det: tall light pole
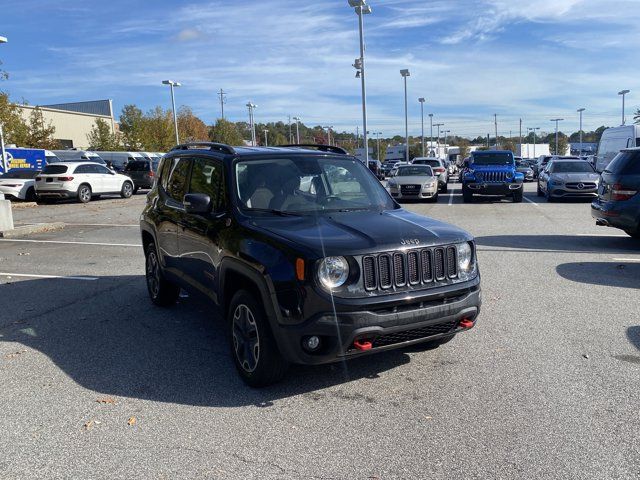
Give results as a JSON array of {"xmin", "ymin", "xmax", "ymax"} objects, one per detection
[
  {"xmin": 349, "ymin": 0, "xmax": 372, "ymax": 164},
  {"xmin": 434, "ymin": 123, "xmax": 444, "ymax": 159},
  {"xmin": 369, "ymin": 131, "xmax": 382, "ymax": 161},
  {"xmin": 162, "ymin": 80, "xmax": 181, "ymax": 145},
  {"xmin": 618, "ymin": 90, "xmax": 630, "ymax": 125},
  {"xmin": 494, "ymin": 113, "xmax": 498, "ymax": 149},
  {"xmin": 550, "ymin": 119, "xmax": 564, "ymax": 155},
  {"xmin": 293, "ymin": 116, "xmax": 301, "ymax": 143},
  {"xmin": 323, "ymin": 126, "xmax": 334, "ymax": 146},
  {"xmin": 400, "ymin": 69, "xmax": 410, "ymax": 163},
  {"xmin": 0, "ymin": 35, "xmax": 8, "ymax": 173},
  {"xmin": 418, "ymin": 98, "xmax": 426, "ymax": 157},
  {"xmin": 577, "ymin": 108, "xmax": 585, "ymax": 156},
  {"xmin": 428, "ymin": 113, "xmax": 434, "ymax": 155},
  {"xmin": 443, "ymin": 130, "xmax": 450, "ymax": 160},
  {"xmin": 246, "ymin": 103, "xmax": 257, "ymax": 146},
  {"xmin": 263, "ymin": 129, "xmax": 269, "ymax": 147},
  {"xmin": 528, "ymin": 127, "xmax": 540, "ymax": 158}
]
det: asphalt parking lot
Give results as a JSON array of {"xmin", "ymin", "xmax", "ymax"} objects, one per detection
[{"xmin": 1, "ymin": 182, "xmax": 639, "ymax": 479}]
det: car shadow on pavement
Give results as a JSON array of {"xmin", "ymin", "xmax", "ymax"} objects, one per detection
[
  {"xmin": 626, "ymin": 327, "xmax": 640, "ymax": 351},
  {"xmin": 0, "ymin": 276, "xmax": 411, "ymax": 407},
  {"xmin": 555, "ymin": 262, "xmax": 640, "ymax": 289},
  {"xmin": 476, "ymin": 234, "xmax": 640, "ymax": 254}
]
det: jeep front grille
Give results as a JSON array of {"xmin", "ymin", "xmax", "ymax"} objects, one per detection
[
  {"xmin": 483, "ymin": 171, "xmax": 507, "ymax": 182},
  {"xmin": 362, "ymin": 246, "xmax": 458, "ymax": 292}
]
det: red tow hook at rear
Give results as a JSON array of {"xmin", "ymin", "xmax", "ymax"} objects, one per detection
[
  {"xmin": 459, "ymin": 318, "xmax": 475, "ymax": 329},
  {"xmin": 353, "ymin": 339, "xmax": 373, "ymax": 351}
]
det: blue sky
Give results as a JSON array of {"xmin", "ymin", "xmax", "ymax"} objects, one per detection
[{"xmin": 1, "ymin": 0, "xmax": 639, "ymax": 138}]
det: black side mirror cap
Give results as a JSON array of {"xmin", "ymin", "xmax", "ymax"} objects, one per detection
[{"xmin": 183, "ymin": 193, "xmax": 212, "ymax": 214}]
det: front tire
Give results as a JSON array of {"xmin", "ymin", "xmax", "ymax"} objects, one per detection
[
  {"xmin": 228, "ymin": 290, "xmax": 288, "ymax": 387},
  {"xmin": 512, "ymin": 188, "xmax": 523, "ymax": 203},
  {"xmin": 429, "ymin": 192, "xmax": 439, "ymax": 203},
  {"xmin": 441, "ymin": 182, "xmax": 448, "ymax": 193},
  {"xmin": 121, "ymin": 181, "xmax": 133, "ymax": 198},
  {"xmin": 77, "ymin": 184, "xmax": 92, "ymax": 203},
  {"xmin": 145, "ymin": 242, "xmax": 180, "ymax": 307},
  {"xmin": 462, "ymin": 185, "xmax": 473, "ymax": 203}
]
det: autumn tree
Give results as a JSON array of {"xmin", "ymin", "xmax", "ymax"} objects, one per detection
[
  {"xmin": 0, "ymin": 92, "xmax": 29, "ymax": 145},
  {"xmin": 119, "ymin": 104, "xmax": 145, "ymax": 150},
  {"xmin": 143, "ymin": 106, "xmax": 174, "ymax": 151},
  {"xmin": 549, "ymin": 133, "xmax": 569, "ymax": 155},
  {"xmin": 177, "ymin": 106, "xmax": 208, "ymax": 142},
  {"xmin": 87, "ymin": 118, "xmax": 120, "ymax": 150},
  {"xmin": 209, "ymin": 118, "xmax": 245, "ymax": 146}
]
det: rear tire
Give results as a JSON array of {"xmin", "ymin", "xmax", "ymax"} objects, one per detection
[
  {"xmin": 77, "ymin": 184, "xmax": 92, "ymax": 203},
  {"xmin": 512, "ymin": 188, "xmax": 523, "ymax": 203},
  {"xmin": 145, "ymin": 242, "xmax": 180, "ymax": 307},
  {"xmin": 228, "ymin": 290, "xmax": 288, "ymax": 387},
  {"xmin": 25, "ymin": 187, "xmax": 36, "ymax": 202},
  {"xmin": 121, "ymin": 181, "xmax": 133, "ymax": 199},
  {"xmin": 537, "ymin": 183, "xmax": 543, "ymax": 197}
]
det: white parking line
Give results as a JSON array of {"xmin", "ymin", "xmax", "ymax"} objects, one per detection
[
  {"xmin": 576, "ymin": 233, "xmax": 628, "ymax": 237},
  {"xmin": 448, "ymin": 188, "xmax": 454, "ymax": 206},
  {"xmin": 0, "ymin": 272, "xmax": 98, "ymax": 281},
  {"xmin": 64, "ymin": 223, "xmax": 139, "ymax": 227},
  {"xmin": 0, "ymin": 239, "xmax": 141, "ymax": 247},
  {"xmin": 612, "ymin": 258, "xmax": 640, "ymax": 262},
  {"xmin": 523, "ymin": 197, "xmax": 540, "ymax": 207}
]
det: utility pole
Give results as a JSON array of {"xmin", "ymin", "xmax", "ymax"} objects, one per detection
[
  {"xmin": 288, "ymin": 115, "xmax": 292, "ymax": 143},
  {"xmin": 293, "ymin": 116, "xmax": 301, "ymax": 143},
  {"xmin": 486, "ymin": 134, "xmax": 490, "ymax": 148},
  {"xmin": 349, "ymin": 0, "xmax": 372, "ymax": 164},
  {"xmin": 356, "ymin": 126, "xmax": 360, "ymax": 148},
  {"xmin": 577, "ymin": 108, "xmax": 585, "ymax": 156},
  {"xmin": 618, "ymin": 90, "xmax": 630, "ymax": 125},
  {"xmin": 550, "ymin": 118, "xmax": 564, "ymax": 155},
  {"xmin": 400, "ymin": 69, "xmax": 410, "ymax": 163},
  {"xmin": 494, "ymin": 113, "xmax": 498, "ymax": 149},
  {"xmin": 418, "ymin": 98, "xmax": 426, "ymax": 157},
  {"xmin": 519, "ymin": 118, "xmax": 522, "ymax": 157},
  {"xmin": 264, "ymin": 129, "xmax": 269, "ymax": 147},
  {"xmin": 428, "ymin": 114, "xmax": 434, "ymax": 156},
  {"xmin": 217, "ymin": 89, "xmax": 226, "ymax": 119}
]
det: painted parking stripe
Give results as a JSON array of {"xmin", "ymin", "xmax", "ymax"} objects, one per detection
[
  {"xmin": 64, "ymin": 223, "xmax": 139, "ymax": 227},
  {"xmin": 576, "ymin": 233, "xmax": 628, "ymax": 237},
  {"xmin": 0, "ymin": 272, "xmax": 99, "ymax": 281},
  {"xmin": 612, "ymin": 258, "xmax": 640, "ymax": 262},
  {"xmin": 523, "ymin": 197, "xmax": 540, "ymax": 207},
  {"xmin": 0, "ymin": 239, "xmax": 141, "ymax": 247},
  {"xmin": 448, "ymin": 187, "xmax": 455, "ymax": 206}
]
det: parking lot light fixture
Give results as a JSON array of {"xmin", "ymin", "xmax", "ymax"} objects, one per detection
[
  {"xmin": 618, "ymin": 90, "xmax": 630, "ymax": 125},
  {"xmin": 0, "ymin": 36, "xmax": 7, "ymax": 172},
  {"xmin": 400, "ymin": 69, "xmax": 410, "ymax": 162},
  {"xmin": 162, "ymin": 80, "xmax": 181, "ymax": 145},
  {"xmin": 246, "ymin": 103, "xmax": 257, "ymax": 146},
  {"xmin": 348, "ymin": 0, "xmax": 372, "ymax": 164},
  {"xmin": 263, "ymin": 129, "xmax": 269, "ymax": 147},
  {"xmin": 428, "ymin": 114, "xmax": 434, "ymax": 155},
  {"xmin": 550, "ymin": 119, "xmax": 564, "ymax": 155},
  {"xmin": 418, "ymin": 98, "xmax": 426, "ymax": 157},
  {"xmin": 528, "ymin": 127, "xmax": 540, "ymax": 158},
  {"xmin": 577, "ymin": 108, "xmax": 585, "ymax": 156},
  {"xmin": 323, "ymin": 126, "xmax": 334, "ymax": 146}
]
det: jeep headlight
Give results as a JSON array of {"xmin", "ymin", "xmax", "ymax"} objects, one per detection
[
  {"xmin": 317, "ymin": 256, "xmax": 349, "ymax": 290},
  {"xmin": 455, "ymin": 242, "xmax": 477, "ymax": 281},
  {"xmin": 506, "ymin": 171, "xmax": 514, "ymax": 179}
]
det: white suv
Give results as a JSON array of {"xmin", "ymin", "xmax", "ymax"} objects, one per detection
[{"xmin": 35, "ymin": 162, "xmax": 134, "ymax": 203}]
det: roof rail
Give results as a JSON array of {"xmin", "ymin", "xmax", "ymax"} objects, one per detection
[
  {"xmin": 171, "ymin": 142, "xmax": 236, "ymax": 155},
  {"xmin": 278, "ymin": 144, "xmax": 349, "ymax": 155}
]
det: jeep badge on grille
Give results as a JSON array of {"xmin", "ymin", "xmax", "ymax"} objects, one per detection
[{"xmin": 400, "ymin": 239, "xmax": 420, "ymax": 246}]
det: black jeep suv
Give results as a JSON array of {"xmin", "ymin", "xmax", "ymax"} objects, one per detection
[{"xmin": 140, "ymin": 143, "xmax": 481, "ymax": 386}]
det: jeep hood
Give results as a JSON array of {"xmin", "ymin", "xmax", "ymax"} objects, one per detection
[{"xmin": 250, "ymin": 209, "xmax": 471, "ymax": 256}]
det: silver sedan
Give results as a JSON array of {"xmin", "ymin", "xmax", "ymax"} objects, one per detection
[
  {"xmin": 537, "ymin": 160, "xmax": 600, "ymax": 201},
  {"xmin": 387, "ymin": 165, "xmax": 439, "ymax": 202}
]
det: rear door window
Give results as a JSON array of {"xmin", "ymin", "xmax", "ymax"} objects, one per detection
[{"xmin": 166, "ymin": 157, "xmax": 191, "ymax": 202}]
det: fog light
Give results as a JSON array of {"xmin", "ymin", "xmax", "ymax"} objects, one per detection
[{"xmin": 303, "ymin": 336, "xmax": 321, "ymax": 351}]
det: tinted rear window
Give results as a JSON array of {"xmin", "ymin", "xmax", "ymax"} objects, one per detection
[
  {"xmin": 125, "ymin": 161, "xmax": 151, "ymax": 172},
  {"xmin": 606, "ymin": 151, "xmax": 640, "ymax": 175},
  {"xmin": 414, "ymin": 160, "xmax": 440, "ymax": 167},
  {"xmin": 42, "ymin": 165, "xmax": 69, "ymax": 174}
]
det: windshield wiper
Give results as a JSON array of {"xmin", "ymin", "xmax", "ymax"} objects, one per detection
[{"xmin": 248, "ymin": 208, "xmax": 302, "ymax": 217}]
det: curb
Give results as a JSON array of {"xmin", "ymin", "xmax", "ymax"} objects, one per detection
[{"xmin": 0, "ymin": 222, "xmax": 65, "ymax": 238}]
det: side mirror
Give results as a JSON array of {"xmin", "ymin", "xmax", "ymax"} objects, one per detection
[{"xmin": 183, "ymin": 193, "xmax": 212, "ymax": 214}]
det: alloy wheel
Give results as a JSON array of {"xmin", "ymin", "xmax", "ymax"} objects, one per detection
[
  {"xmin": 232, "ymin": 304, "xmax": 260, "ymax": 373},
  {"xmin": 146, "ymin": 250, "xmax": 160, "ymax": 298},
  {"xmin": 80, "ymin": 186, "xmax": 91, "ymax": 202}
]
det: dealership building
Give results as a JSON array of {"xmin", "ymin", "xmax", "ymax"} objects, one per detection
[{"xmin": 15, "ymin": 99, "xmax": 116, "ymax": 149}]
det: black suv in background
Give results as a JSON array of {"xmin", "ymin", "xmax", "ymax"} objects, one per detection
[
  {"xmin": 140, "ymin": 143, "xmax": 481, "ymax": 386},
  {"xmin": 592, "ymin": 148, "xmax": 640, "ymax": 238},
  {"xmin": 124, "ymin": 159, "xmax": 159, "ymax": 193}
]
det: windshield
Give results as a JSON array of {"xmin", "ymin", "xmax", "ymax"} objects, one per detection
[
  {"xmin": 516, "ymin": 161, "xmax": 529, "ymax": 168},
  {"xmin": 472, "ymin": 153, "xmax": 514, "ymax": 165},
  {"xmin": 550, "ymin": 161, "xmax": 595, "ymax": 173},
  {"xmin": 235, "ymin": 156, "xmax": 395, "ymax": 213},
  {"xmin": 413, "ymin": 159, "xmax": 440, "ymax": 167},
  {"xmin": 1, "ymin": 169, "xmax": 41, "ymax": 179},
  {"xmin": 396, "ymin": 166, "xmax": 433, "ymax": 177}
]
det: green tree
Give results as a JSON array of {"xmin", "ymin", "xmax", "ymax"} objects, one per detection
[
  {"xmin": 24, "ymin": 106, "xmax": 58, "ymax": 149},
  {"xmin": 549, "ymin": 133, "xmax": 569, "ymax": 155},
  {"xmin": 119, "ymin": 104, "xmax": 145, "ymax": 150},
  {"xmin": 143, "ymin": 106, "xmax": 174, "ymax": 151},
  {"xmin": 502, "ymin": 139, "xmax": 517, "ymax": 153},
  {"xmin": 209, "ymin": 118, "xmax": 245, "ymax": 146},
  {"xmin": 0, "ymin": 92, "xmax": 29, "ymax": 145},
  {"xmin": 87, "ymin": 118, "xmax": 120, "ymax": 150}
]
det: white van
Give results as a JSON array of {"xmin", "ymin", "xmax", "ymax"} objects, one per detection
[
  {"xmin": 595, "ymin": 125, "xmax": 640, "ymax": 172},
  {"xmin": 92, "ymin": 151, "xmax": 146, "ymax": 171},
  {"xmin": 52, "ymin": 149, "xmax": 107, "ymax": 165}
]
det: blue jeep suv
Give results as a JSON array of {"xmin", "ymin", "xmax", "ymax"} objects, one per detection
[{"xmin": 462, "ymin": 150, "xmax": 524, "ymax": 203}]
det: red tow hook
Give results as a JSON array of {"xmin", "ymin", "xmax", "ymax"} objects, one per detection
[
  {"xmin": 459, "ymin": 318, "xmax": 475, "ymax": 329},
  {"xmin": 353, "ymin": 339, "xmax": 373, "ymax": 351}
]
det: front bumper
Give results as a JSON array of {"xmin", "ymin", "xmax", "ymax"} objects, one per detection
[
  {"xmin": 549, "ymin": 186, "xmax": 598, "ymax": 199},
  {"xmin": 389, "ymin": 186, "xmax": 438, "ymax": 199},
  {"xmin": 272, "ymin": 280, "xmax": 481, "ymax": 365},
  {"xmin": 465, "ymin": 182, "xmax": 521, "ymax": 196}
]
